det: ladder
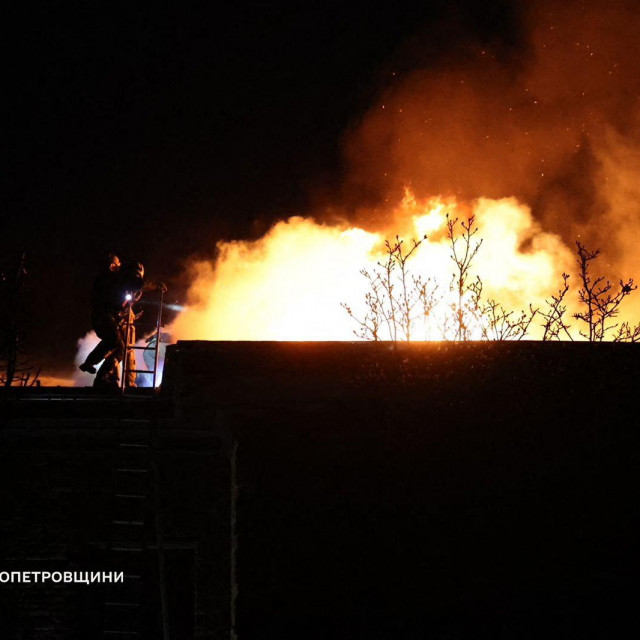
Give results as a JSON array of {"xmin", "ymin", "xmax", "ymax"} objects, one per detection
[
  {"xmin": 102, "ymin": 415, "xmax": 170, "ymax": 639},
  {"xmin": 120, "ymin": 289, "xmax": 165, "ymax": 393}
]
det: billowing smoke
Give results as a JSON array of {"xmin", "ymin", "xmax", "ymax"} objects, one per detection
[
  {"xmin": 168, "ymin": 1, "xmax": 640, "ymax": 342},
  {"xmin": 76, "ymin": 2, "xmax": 640, "ymax": 379},
  {"xmin": 342, "ymin": 0, "xmax": 640, "ymax": 280},
  {"xmin": 73, "ymin": 330, "xmax": 165, "ymax": 387},
  {"xmin": 74, "ymin": 331, "xmax": 100, "ymax": 386}
]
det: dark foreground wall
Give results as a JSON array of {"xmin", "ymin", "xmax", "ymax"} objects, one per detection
[
  {"xmin": 164, "ymin": 341, "xmax": 640, "ymax": 640},
  {"xmin": 0, "ymin": 392, "xmax": 230, "ymax": 639},
  {"xmin": 1, "ymin": 342, "xmax": 639, "ymax": 639}
]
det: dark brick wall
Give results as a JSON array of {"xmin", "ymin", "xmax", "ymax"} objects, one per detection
[{"xmin": 0, "ymin": 393, "xmax": 230, "ymax": 639}]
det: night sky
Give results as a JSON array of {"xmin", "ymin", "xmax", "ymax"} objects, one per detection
[{"xmin": 3, "ymin": 1, "xmax": 520, "ymax": 375}]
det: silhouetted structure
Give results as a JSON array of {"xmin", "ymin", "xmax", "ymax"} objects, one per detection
[
  {"xmin": 1, "ymin": 341, "xmax": 640, "ymax": 638},
  {"xmin": 0, "ymin": 254, "xmax": 39, "ymax": 387}
]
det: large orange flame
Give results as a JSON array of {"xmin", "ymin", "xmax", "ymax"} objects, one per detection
[{"xmin": 170, "ymin": 193, "xmax": 581, "ymax": 341}]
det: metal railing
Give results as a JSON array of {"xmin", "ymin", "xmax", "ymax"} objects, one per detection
[{"xmin": 120, "ymin": 289, "xmax": 165, "ymax": 393}]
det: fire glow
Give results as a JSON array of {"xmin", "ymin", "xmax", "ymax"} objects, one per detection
[
  {"xmin": 67, "ymin": 0, "xmax": 640, "ymax": 377},
  {"xmin": 170, "ymin": 193, "xmax": 577, "ymax": 342},
  {"xmin": 170, "ymin": 1, "xmax": 640, "ymax": 343}
]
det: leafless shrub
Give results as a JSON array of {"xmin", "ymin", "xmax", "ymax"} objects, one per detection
[
  {"xmin": 540, "ymin": 273, "xmax": 573, "ymax": 341},
  {"xmin": 414, "ymin": 274, "xmax": 440, "ymax": 340},
  {"xmin": 445, "ymin": 216, "xmax": 537, "ymax": 341},
  {"xmin": 613, "ymin": 322, "xmax": 640, "ymax": 343},
  {"xmin": 573, "ymin": 242, "xmax": 636, "ymax": 341},
  {"xmin": 341, "ymin": 270, "xmax": 386, "ymax": 341},
  {"xmin": 446, "ymin": 214, "xmax": 483, "ymax": 341},
  {"xmin": 343, "ymin": 221, "xmax": 638, "ymax": 344},
  {"xmin": 480, "ymin": 300, "xmax": 539, "ymax": 341},
  {"xmin": 341, "ymin": 235, "xmax": 427, "ymax": 342}
]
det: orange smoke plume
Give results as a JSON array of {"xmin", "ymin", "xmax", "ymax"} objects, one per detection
[{"xmin": 171, "ymin": 0, "xmax": 640, "ymax": 341}]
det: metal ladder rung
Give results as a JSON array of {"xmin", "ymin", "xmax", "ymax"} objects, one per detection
[
  {"xmin": 125, "ymin": 369, "xmax": 156, "ymax": 374},
  {"xmin": 112, "ymin": 520, "xmax": 144, "ymax": 526},
  {"xmin": 119, "ymin": 443, "xmax": 149, "ymax": 449},
  {"xmin": 117, "ymin": 469, "xmax": 148, "ymax": 474}
]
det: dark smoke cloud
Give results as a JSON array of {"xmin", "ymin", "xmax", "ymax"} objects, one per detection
[{"xmin": 340, "ymin": 0, "xmax": 640, "ymax": 266}]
